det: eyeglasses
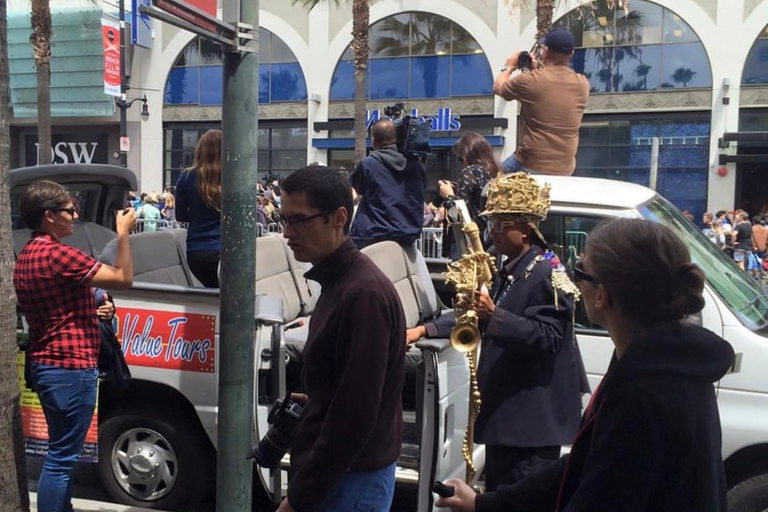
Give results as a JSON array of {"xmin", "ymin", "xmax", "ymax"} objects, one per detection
[
  {"xmin": 573, "ymin": 260, "xmax": 600, "ymax": 285},
  {"xmin": 54, "ymin": 206, "xmax": 77, "ymax": 216},
  {"xmin": 487, "ymin": 218, "xmax": 523, "ymax": 233},
  {"xmin": 282, "ymin": 211, "xmax": 331, "ymax": 228}
]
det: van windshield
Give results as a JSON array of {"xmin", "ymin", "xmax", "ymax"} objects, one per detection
[{"xmin": 639, "ymin": 196, "xmax": 768, "ymax": 331}]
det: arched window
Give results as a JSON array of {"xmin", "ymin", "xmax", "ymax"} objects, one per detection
[
  {"xmin": 743, "ymin": 25, "xmax": 768, "ymax": 85},
  {"xmin": 165, "ymin": 29, "xmax": 307, "ymax": 105},
  {"xmin": 330, "ymin": 12, "xmax": 492, "ymax": 100},
  {"xmin": 554, "ymin": 0, "xmax": 712, "ymax": 93}
]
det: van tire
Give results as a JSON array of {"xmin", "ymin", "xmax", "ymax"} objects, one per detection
[
  {"xmin": 728, "ymin": 473, "xmax": 768, "ymax": 512},
  {"xmin": 96, "ymin": 404, "xmax": 213, "ymax": 511}
]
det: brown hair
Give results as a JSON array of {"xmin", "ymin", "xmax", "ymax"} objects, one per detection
[
  {"xmin": 187, "ymin": 129, "xmax": 222, "ymax": 211},
  {"xmin": 586, "ymin": 218, "xmax": 705, "ymax": 324},
  {"xmin": 20, "ymin": 180, "xmax": 71, "ymax": 229},
  {"xmin": 452, "ymin": 133, "xmax": 502, "ymax": 178},
  {"xmin": 164, "ymin": 193, "xmax": 175, "ymax": 209}
]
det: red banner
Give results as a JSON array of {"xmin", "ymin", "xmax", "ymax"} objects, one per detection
[
  {"xmin": 116, "ymin": 309, "xmax": 216, "ymax": 373},
  {"xmin": 102, "ymin": 18, "xmax": 121, "ymax": 97},
  {"xmin": 156, "ymin": 0, "xmax": 217, "ymax": 33}
]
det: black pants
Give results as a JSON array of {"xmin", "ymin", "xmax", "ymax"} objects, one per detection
[
  {"xmin": 484, "ymin": 445, "xmax": 561, "ymax": 491},
  {"xmin": 187, "ymin": 250, "xmax": 220, "ymax": 288}
]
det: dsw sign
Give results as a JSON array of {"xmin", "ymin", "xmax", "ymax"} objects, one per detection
[{"xmin": 25, "ymin": 134, "xmax": 109, "ymax": 166}]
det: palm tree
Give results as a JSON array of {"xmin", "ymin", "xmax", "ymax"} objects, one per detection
[
  {"xmin": 0, "ymin": 1, "xmax": 32, "ymax": 510},
  {"xmin": 672, "ymin": 67, "xmax": 696, "ymax": 87},
  {"xmin": 30, "ymin": 0, "xmax": 52, "ymax": 165},
  {"xmin": 296, "ymin": 0, "xmax": 369, "ymax": 164}
]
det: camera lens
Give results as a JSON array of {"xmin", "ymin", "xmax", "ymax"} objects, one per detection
[{"xmin": 251, "ymin": 427, "xmax": 292, "ymax": 469}]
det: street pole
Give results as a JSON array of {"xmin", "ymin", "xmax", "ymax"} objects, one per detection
[
  {"xmin": 650, "ymin": 137, "xmax": 660, "ymax": 191},
  {"xmin": 217, "ymin": 0, "xmax": 259, "ymax": 509},
  {"xmin": 118, "ymin": 0, "xmax": 127, "ymax": 167}
]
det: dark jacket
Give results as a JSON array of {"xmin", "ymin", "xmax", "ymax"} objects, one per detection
[
  {"xmin": 175, "ymin": 170, "xmax": 221, "ymax": 253},
  {"xmin": 476, "ymin": 322, "xmax": 735, "ymax": 512},
  {"xmin": 287, "ymin": 239, "xmax": 406, "ymax": 512},
  {"xmin": 350, "ymin": 145, "xmax": 426, "ymax": 248},
  {"xmin": 428, "ymin": 246, "xmax": 587, "ymax": 447}
]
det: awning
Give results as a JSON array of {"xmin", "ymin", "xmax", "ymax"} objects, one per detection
[
  {"xmin": 8, "ymin": 7, "xmax": 116, "ymax": 118},
  {"xmin": 312, "ymin": 135, "xmax": 505, "ymax": 150}
]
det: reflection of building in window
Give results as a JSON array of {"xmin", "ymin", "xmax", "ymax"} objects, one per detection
[
  {"xmin": 743, "ymin": 25, "xmax": 768, "ymax": 85},
  {"xmin": 165, "ymin": 29, "xmax": 308, "ymax": 105},
  {"xmin": 554, "ymin": 0, "xmax": 712, "ymax": 93},
  {"xmin": 330, "ymin": 12, "xmax": 492, "ymax": 100}
]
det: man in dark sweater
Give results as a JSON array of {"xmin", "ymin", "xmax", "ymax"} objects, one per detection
[
  {"xmin": 277, "ymin": 165, "xmax": 406, "ymax": 512},
  {"xmin": 349, "ymin": 119, "xmax": 426, "ymax": 249}
]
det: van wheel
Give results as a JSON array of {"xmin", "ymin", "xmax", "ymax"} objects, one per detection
[
  {"xmin": 96, "ymin": 405, "xmax": 214, "ymax": 511},
  {"xmin": 729, "ymin": 473, "xmax": 768, "ymax": 512}
]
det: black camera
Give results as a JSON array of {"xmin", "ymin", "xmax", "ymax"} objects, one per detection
[
  {"xmin": 249, "ymin": 395, "xmax": 304, "ymax": 468},
  {"xmin": 382, "ymin": 102, "xmax": 430, "ymax": 158},
  {"xmin": 384, "ymin": 102, "xmax": 405, "ymax": 117},
  {"xmin": 518, "ymin": 51, "xmax": 532, "ymax": 72}
]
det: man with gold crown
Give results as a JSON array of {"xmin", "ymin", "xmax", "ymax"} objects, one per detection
[{"xmin": 408, "ymin": 172, "xmax": 588, "ymax": 491}]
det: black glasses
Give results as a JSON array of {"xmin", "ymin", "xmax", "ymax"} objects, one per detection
[
  {"xmin": 54, "ymin": 206, "xmax": 77, "ymax": 216},
  {"xmin": 574, "ymin": 261, "xmax": 600, "ymax": 285},
  {"xmin": 282, "ymin": 211, "xmax": 331, "ymax": 228}
]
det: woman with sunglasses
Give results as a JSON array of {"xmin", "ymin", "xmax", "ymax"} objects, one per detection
[{"xmin": 437, "ymin": 218, "xmax": 734, "ymax": 512}]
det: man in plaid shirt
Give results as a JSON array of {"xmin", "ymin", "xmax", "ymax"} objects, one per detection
[{"xmin": 14, "ymin": 180, "xmax": 136, "ymax": 512}]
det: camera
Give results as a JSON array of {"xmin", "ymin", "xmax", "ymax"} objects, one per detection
[
  {"xmin": 518, "ymin": 51, "xmax": 532, "ymax": 72},
  {"xmin": 249, "ymin": 395, "xmax": 304, "ymax": 468},
  {"xmin": 382, "ymin": 102, "xmax": 430, "ymax": 158}
]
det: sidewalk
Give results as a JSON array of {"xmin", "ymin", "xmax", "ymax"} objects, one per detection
[{"xmin": 30, "ymin": 493, "xmax": 169, "ymax": 512}]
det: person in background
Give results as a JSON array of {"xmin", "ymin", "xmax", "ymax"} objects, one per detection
[
  {"xmin": 436, "ymin": 219, "xmax": 734, "ymax": 512},
  {"xmin": 716, "ymin": 210, "xmax": 734, "ymax": 258},
  {"xmin": 732, "ymin": 211, "xmax": 753, "ymax": 271},
  {"xmin": 176, "ymin": 129, "xmax": 222, "ymax": 288},
  {"xmin": 752, "ymin": 215, "xmax": 767, "ymax": 261},
  {"xmin": 14, "ymin": 180, "xmax": 136, "ymax": 512},
  {"xmin": 702, "ymin": 212, "xmax": 725, "ymax": 250},
  {"xmin": 138, "ymin": 193, "xmax": 162, "ymax": 232},
  {"xmin": 161, "ymin": 192, "xmax": 176, "ymax": 225}
]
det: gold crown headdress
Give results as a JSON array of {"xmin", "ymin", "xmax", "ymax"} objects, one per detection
[{"xmin": 480, "ymin": 172, "xmax": 551, "ymax": 220}]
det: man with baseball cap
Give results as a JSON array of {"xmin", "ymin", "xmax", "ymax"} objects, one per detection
[{"xmin": 493, "ymin": 28, "xmax": 590, "ymax": 176}]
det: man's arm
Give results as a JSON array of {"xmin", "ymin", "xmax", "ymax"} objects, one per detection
[{"xmin": 287, "ymin": 289, "xmax": 399, "ymax": 512}]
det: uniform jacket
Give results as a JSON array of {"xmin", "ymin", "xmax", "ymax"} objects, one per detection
[
  {"xmin": 428, "ymin": 245, "xmax": 587, "ymax": 447},
  {"xmin": 476, "ymin": 322, "xmax": 734, "ymax": 512}
]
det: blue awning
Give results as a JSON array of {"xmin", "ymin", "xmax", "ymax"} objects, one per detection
[
  {"xmin": 8, "ymin": 7, "xmax": 115, "ymax": 118},
  {"xmin": 312, "ymin": 135, "xmax": 505, "ymax": 149}
]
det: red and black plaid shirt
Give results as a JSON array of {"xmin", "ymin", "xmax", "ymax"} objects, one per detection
[{"xmin": 14, "ymin": 232, "xmax": 103, "ymax": 369}]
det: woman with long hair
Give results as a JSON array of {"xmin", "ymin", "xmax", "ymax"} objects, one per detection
[
  {"xmin": 437, "ymin": 218, "xmax": 734, "ymax": 512},
  {"xmin": 176, "ymin": 129, "xmax": 222, "ymax": 287}
]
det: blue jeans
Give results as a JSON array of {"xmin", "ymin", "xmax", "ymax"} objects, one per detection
[
  {"xmin": 312, "ymin": 462, "xmax": 396, "ymax": 512},
  {"xmin": 501, "ymin": 153, "xmax": 537, "ymax": 174},
  {"xmin": 30, "ymin": 364, "xmax": 98, "ymax": 512}
]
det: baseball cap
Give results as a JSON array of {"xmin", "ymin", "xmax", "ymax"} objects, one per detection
[{"xmin": 538, "ymin": 28, "xmax": 576, "ymax": 54}]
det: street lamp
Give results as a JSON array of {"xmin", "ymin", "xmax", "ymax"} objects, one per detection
[{"xmin": 116, "ymin": 94, "xmax": 149, "ymax": 166}]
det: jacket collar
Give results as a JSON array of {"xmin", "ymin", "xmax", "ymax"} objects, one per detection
[
  {"xmin": 501, "ymin": 245, "xmax": 543, "ymax": 281},
  {"xmin": 304, "ymin": 238, "xmax": 359, "ymax": 288}
]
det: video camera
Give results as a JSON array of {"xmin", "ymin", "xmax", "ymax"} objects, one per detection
[
  {"xmin": 383, "ymin": 102, "xmax": 431, "ymax": 159},
  {"xmin": 517, "ymin": 51, "xmax": 533, "ymax": 72}
]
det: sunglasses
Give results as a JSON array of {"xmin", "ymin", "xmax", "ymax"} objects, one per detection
[
  {"xmin": 574, "ymin": 260, "xmax": 600, "ymax": 285},
  {"xmin": 54, "ymin": 206, "xmax": 77, "ymax": 216}
]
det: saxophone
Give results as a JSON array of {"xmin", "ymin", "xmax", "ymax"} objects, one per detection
[{"xmin": 443, "ymin": 199, "xmax": 496, "ymax": 484}]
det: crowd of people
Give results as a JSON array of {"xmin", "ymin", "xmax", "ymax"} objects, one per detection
[
  {"xmin": 13, "ymin": 26, "xmax": 740, "ymax": 512},
  {"xmin": 700, "ymin": 209, "xmax": 768, "ymax": 280}
]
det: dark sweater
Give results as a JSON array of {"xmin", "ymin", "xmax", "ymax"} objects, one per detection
[
  {"xmin": 175, "ymin": 170, "xmax": 221, "ymax": 253},
  {"xmin": 287, "ymin": 239, "xmax": 406, "ymax": 512},
  {"xmin": 476, "ymin": 322, "xmax": 735, "ymax": 512}
]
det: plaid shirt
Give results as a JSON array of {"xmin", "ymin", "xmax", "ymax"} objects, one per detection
[{"xmin": 14, "ymin": 232, "xmax": 103, "ymax": 369}]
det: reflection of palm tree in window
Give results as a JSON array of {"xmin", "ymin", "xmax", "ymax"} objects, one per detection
[
  {"xmin": 635, "ymin": 62, "xmax": 652, "ymax": 90},
  {"xmin": 271, "ymin": 69, "xmax": 299, "ymax": 101},
  {"xmin": 672, "ymin": 67, "xmax": 696, "ymax": 87}
]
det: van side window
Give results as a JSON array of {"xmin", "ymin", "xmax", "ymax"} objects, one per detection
[{"xmin": 539, "ymin": 213, "xmax": 609, "ymax": 332}]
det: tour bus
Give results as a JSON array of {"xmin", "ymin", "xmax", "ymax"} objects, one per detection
[{"xmin": 10, "ymin": 164, "xmax": 768, "ymax": 512}]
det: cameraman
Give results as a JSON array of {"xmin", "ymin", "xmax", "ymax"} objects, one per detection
[
  {"xmin": 349, "ymin": 119, "xmax": 426, "ymax": 249},
  {"xmin": 493, "ymin": 28, "xmax": 589, "ymax": 176}
]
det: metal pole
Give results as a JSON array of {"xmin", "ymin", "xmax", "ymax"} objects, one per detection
[
  {"xmin": 118, "ymin": 0, "xmax": 127, "ymax": 167},
  {"xmin": 649, "ymin": 137, "xmax": 660, "ymax": 191},
  {"xmin": 217, "ymin": 0, "xmax": 258, "ymax": 509}
]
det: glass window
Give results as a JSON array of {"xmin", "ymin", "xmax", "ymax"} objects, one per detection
[
  {"xmin": 451, "ymin": 24, "xmax": 481, "ymax": 54},
  {"xmin": 259, "ymin": 28, "xmax": 272, "ymax": 64},
  {"xmin": 165, "ymin": 68, "xmax": 199, "ymax": 104},
  {"xmin": 369, "ymin": 58, "xmax": 410, "ymax": 99},
  {"xmin": 662, "ymin": 9, "xmax": 698, "ymax": 44},
  {"xmin": 579, "ymin": 122, "xmax": 610, "ymax": 145},
  {"xmin": 199, "ymin": 67, "xmax": 223, "ymax": 105},
  {"xmin": 410, "ymin": 56, "xmax": 450, "ymax": 98},
  {"xmin": 451, "ymin": 54, "xmax": 493, "ymax": 95},
  {"xmin": 329, "ymin": 150, "xmax": 356, "ymax": 173},
  {"xmin": 182, "ymin": 129, "xmax": 201, "ymax": 150},
  {"xmin": 743, "ymin": 28, "xmax": 768, "ymax": 85},
  {"xmin": 410, "ymin": 12, "xmax": 452, "ymax": 56},
  {"xmin": 271, "ymin": 63, "xmax": 308, "ymax": 101},
  {"xmin": 370, "ymin": 13, "xmax": 410, "ymax": 58},
  {"xmin": 660, "ymin": 43, "xmax": 711, "ymax": 88},
  {"xmin": 271, "ymin": 127, "xmax": 308, "ymax": 149},
  {"xmin": 615, "ymin": 2, "xmax": 662, "ymax": 45},
  {"xmin": 613, "ymin": 45, "xmax": 661, "ymax": 92},
  {"xmin": 330, "ymin": 60, "xmax": 355, "ymax": 100},
  {"xmin": 199, "ymin": 38, "xmax": 223, "ymax": 66},
  {"xmin": 258, "ymin": 128, "xmax": 269, "ymax": 149},
  {"xmin": 572, "ymin": 48, "xmax": 613, "ymax": 93},
  {"xmin": 271, "ymin": 33, "xmax": 297, "ymax": 63},
  {"xmin": 259, "ymin": 64, "xmax": 270, "ymax": 104}
]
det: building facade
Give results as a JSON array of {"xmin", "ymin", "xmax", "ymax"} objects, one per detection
[{"xmin": 7, "ymin": 0, "xmax": 768, "ymax": 218}]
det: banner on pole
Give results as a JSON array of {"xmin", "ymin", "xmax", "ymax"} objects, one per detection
[{"xmin": 102, "ymin": 18, "xmax": 121, "ymax": 97}]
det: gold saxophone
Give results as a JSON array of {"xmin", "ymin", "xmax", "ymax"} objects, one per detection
[{"xmin": 444, "ymin": 200, "xmax": 496, "ymax": 484}]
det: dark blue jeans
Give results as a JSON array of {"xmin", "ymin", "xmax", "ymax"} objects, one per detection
[
  {"xmin": 30, "ymin": 364, "xmax": 98, "ymax": 512},
  {"xmin": 501, "ymin": 153, "xmax": 537, "ymax": 174},
  {"xmin": 312, "ymin": 462, "xmax": 396, "ymax": 512}
]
